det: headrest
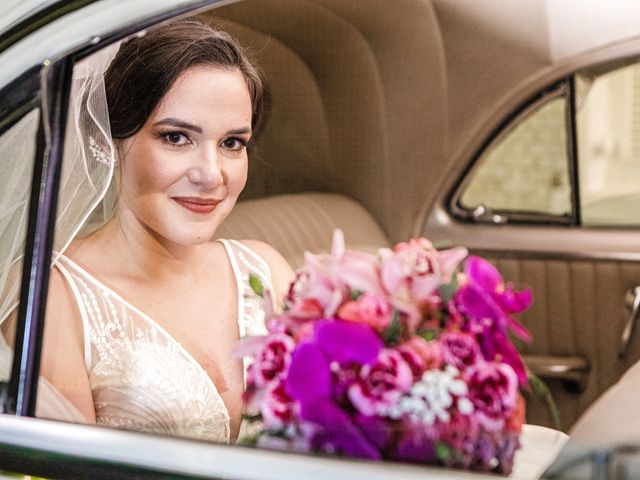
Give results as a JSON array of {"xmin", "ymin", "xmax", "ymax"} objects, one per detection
[{"xmin": 216, "ymin": 192, "xmax": 390, "ymax": 268}]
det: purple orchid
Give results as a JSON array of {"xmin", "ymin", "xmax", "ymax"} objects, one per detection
[
  {"xmin": 285, "ymin": 319, "xmax": 385, "ymax": 459},
  {"xmin": 455, "ymin": 256, "xmax": 532, "ymax": 385}
]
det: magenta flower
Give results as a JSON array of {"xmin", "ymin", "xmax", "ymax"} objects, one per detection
[
  {"xmin": 440, "ymin": 332, "xmax": 480, "ymax": 371},
  {"xmin": 464, "ymin": 362, "xmax": 518, "ymax": 432},
  {"xmin": 284, "ymin": 319, "xmax": 384, "ymax": 459},
  {"xmin": 459, "ymin": 256, "xmax": 532, "ymax": 340},
  {"xmin": 251, "ymin": 334, "xmax": 296, "ymax": 388},
  {"xmin": 395, "ymin": 419, "xmax": 438, "ymax": 463},
  {"xmin": 456, "ymin": 256, "xmax": 532, "ymax": 385},
  {"xmin": 261, "ymin": 380, "xmax": 297, "ymax": 430},
  {"xmin": 348, "ymin": 348, "xmax": 413, "ymax": 416}
]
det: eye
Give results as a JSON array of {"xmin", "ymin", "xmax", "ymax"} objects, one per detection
[
  {"xmin": 220, "ymin": 137, "xmax": 248, "ymax": 152},
  {"xmin": 161, "ymin": 131, "xmax": 191, "ymax": 146}
]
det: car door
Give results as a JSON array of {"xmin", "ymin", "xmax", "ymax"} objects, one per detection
[{"xmin": 425, "ymin": 55, "xmax": 640, "ymax": 432}]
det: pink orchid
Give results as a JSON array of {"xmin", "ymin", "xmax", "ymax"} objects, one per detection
[{"xmin": 380, "ymin": 238, "xmax": 467, "ymax": 316}]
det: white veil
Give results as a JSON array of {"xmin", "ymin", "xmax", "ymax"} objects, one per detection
[{"xmin": 0, "ymin": 41, "xmax": 122, "ymax": 417}]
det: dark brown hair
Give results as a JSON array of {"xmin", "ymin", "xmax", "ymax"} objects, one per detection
[{"xmin": 105, "ymin": 19, "xmax": 263, "ymax": 138}]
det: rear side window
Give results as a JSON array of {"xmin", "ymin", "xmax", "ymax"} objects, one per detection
[
  {"xmin": 455, "ymin": 59, "xmax": 640, "ymax": 227},
  {"xmin": 460, "ymin": 96, "xmax": 571, "ymax": 218},
  {"xmin": 577, "ymin": 64, "xmax": 640, "ymax": 227}
]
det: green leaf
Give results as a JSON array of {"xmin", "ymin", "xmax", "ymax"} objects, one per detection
[
  {"xmin": 249, "ymin": 274, "xmax": 264, "ymax": 297},
  {"xmin": 527, "ymin": 371, "xmax": 562, "ymax": 431},
  {"xmin": 236, "ymin": 431, "xmax": 262, "ymax": 446},
  {"xmin": 242, "ymin": 412, "xmax": 263, "ymax": 423},
  {"xmin": 350, "ymin": 289, "xmax": 363, "ymax": 300},
  {"xmin": 439, "ymin": 274, "xmax": 459, "ymax": 303},
  {"xmin": 436, "ymin": 442, "xmax": 451, "ymax": 462},
  {"xmin": 418, "ymin": 329, "xmax": 437, "ymax": 342},
  {"xmin": 382, "ymin": 309, "xmax": 401, "ymax": 345}
]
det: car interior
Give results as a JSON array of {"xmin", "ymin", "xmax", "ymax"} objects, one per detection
[
  {"xmin": 2, "ymin": 1, "xmax": 640, "ymax": 477},
  {"xmin": 203, "ymin": 0, "xmax": 640, "ymax": 438}
]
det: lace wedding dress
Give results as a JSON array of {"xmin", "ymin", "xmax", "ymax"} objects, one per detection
[{"xmin": 53, "ymin": 239, "xmax": 272, "ymax": 443}]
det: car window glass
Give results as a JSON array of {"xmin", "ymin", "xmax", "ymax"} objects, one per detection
[
  {"xmin": 0, "ymin": 108, "xmax": 40, "ymax": 383},
  {"xmin": 459, "ymin": 96, "xmax": 572, "ymax": 219},
  {"xmin": 576, "ymin": 64, "xmax": 640, "ymax": 227}
]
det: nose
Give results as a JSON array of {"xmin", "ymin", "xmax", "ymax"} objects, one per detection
[{"xmin": 187, "ymin": 143, "xmax": 222, "ymax": 189}]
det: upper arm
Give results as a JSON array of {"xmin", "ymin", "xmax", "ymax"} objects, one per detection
[
  {"xmin": 40, "ymin": 268, "xmax": 96, "ymax": 423},
  {"xmin": 239, "ymin": 240, "xmax": 295, "ymax": 303}
]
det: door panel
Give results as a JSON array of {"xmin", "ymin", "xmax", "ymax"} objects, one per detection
[{"xmin": 477, "ymin": 252, "xmax": 640, "ymax": 430}]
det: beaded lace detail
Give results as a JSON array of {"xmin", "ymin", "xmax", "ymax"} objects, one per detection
[{"xmin": 55, "ymin": 239, "xmax": 273, "ymax": 443}]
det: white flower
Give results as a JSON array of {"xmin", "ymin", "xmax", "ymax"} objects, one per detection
[{"xmin": 385, "ymin": 365, "xmax": 473, "ymax": 425}]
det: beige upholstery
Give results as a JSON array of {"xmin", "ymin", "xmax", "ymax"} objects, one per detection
[
  {"xmin": 569, "ymin": 358, "xmax": 640, "ymax": 446},
  {"xmin": 204, "ymin": 0, "xmax": 448, "ymax": 243},
  {"xmin": 217, "ymin": 192, "xmax": 390, "ymax": 269},
  {"xmin": 201, "ymin": 0, "xmax": 640, "ymax": 432}
]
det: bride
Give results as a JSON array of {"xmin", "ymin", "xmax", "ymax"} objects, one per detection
[{"xmin": 30, "ymin": 19, "xmax": 292, "ymax": 443}]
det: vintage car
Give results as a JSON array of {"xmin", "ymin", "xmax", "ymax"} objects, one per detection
[{"xmin": 1, "ymin": 0, "xmax": 640, "ymax": 478}]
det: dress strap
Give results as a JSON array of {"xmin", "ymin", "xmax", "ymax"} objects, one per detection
[
  {"xmin": 218, "ymin": 239, "xmax": 272, "ymax": 338},
  {"xmin": 53, "ymin": 256, "xmax": 93, "ymax": 369}
]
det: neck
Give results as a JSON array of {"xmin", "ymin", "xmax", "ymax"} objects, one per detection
[{"xmin": 90, "ymin": 209, "xmax": 208, "ymax": 281}]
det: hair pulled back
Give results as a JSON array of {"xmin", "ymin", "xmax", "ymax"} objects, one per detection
[{"xmin": 105, "ymin": 19, "xmax": 263, "ymax": 139}]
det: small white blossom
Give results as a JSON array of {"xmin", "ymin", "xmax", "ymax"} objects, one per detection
[{"xmin": 385, "ymin": 365, "xmax": 474, "ymax": 425}]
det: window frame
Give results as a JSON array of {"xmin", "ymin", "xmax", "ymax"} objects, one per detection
[
  {"xmin": 449, "ymin": 55, "xmax": 640, "ymax": 230},
  {"xmin": 0, "ymin": 66, "xmax": 43, "ymax": 415},
  {"xmin": 447, "ymin": 79, "xmax": 577, "ymax": 227},
  {"xmin": 1, "ymin": 0, "xmax": 228, "ymax": 417}
]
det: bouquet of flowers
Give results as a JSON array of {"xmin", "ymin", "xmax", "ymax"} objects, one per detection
[{"xmin": 238, "ymin": 231, "xmax": 532, "ymax": 474}]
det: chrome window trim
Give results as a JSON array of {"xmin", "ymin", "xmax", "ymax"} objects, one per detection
[
  {"xmin": 0, "ymin": 0, "xmax": 236, "ymax": 91},
  {"xmin": 0, "ymin": 416, "xmax": 463, "ymax": 480}
]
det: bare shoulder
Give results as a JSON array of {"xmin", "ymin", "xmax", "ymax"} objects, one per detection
[
  {"xmin": 40, "ymin": 266, "xmax": 95, "ymax": 422},
  {"xmin": 238, "ymin": 239, "xmax": 295, "ymax": 299}
]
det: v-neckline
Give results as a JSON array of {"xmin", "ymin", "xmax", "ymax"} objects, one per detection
[{"xmin": 56, "ymin": 245, "xmax": 243, "ymax": 426}]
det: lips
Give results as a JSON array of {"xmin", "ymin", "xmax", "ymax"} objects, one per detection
[{"xmin": 173, "ymin": 196, "xmax": 220, "ymax": 214}]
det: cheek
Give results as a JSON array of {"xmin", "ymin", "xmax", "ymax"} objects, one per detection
[
  {"xmin": 227, "ymin": 160, "xmax": 249, "ymax": 195},
  {"xmin": 123, "ymin": 148, "xmax": 180, "ymax": 196}
]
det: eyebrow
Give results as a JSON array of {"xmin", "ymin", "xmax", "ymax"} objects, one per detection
[
  {"xmin": 153, "ymin": 118, "xmax": 203, "ymax": 134},
  {"xmin": 153, "ymin": 118, "xmax": 252, "ymax": 136},
  {"xmin": 227, "ymin": 127, "xmax": 252, "ymax": 136}
]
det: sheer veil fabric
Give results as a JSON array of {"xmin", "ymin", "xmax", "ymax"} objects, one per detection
[{"xmin": 0, "ymin": 41, "xmax": 121, "ymax": 420}]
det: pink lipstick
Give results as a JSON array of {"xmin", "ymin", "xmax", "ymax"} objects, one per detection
[{"xmin": 173, "ymin": 197, "xmax": 219, "ymax": 214}]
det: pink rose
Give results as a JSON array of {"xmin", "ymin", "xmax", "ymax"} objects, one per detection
[
  {"xmin": 348, "ymin": 349, "xmax": 413, "ymax": 416},
  {"xmin": 261, "ymin": 380, "xmax": 297, "ymax": 430},
  {"xmin": 440, "ymin": 332, "xmax": 480, "ymax": 370},
  {"xmin": 252, "ymin": 333, "xmax": 296, "ymax": 388},
  {"xmin": 337, "ymin": 293, "xmax": 392, "ymax": 331},
  {"xmin": 438, "ymin": 412, "xmax": 480, "ymax": 451},
  {"xmin": 396, "ymin": 337, "xmax": 443, "ymax": 379},
  {"xmin": 465, "ymin": 362, "xmax": 518, "ymax": 431}
]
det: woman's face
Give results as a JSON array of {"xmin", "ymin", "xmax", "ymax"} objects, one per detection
[{"xmin": 117, "ymin": 66, "xmax": 252, "ymax": 247}]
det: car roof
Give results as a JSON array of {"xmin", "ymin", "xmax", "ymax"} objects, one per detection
[{"xmin": 3, "ymin": 0, "xmax": 56, "ymax": 33}]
